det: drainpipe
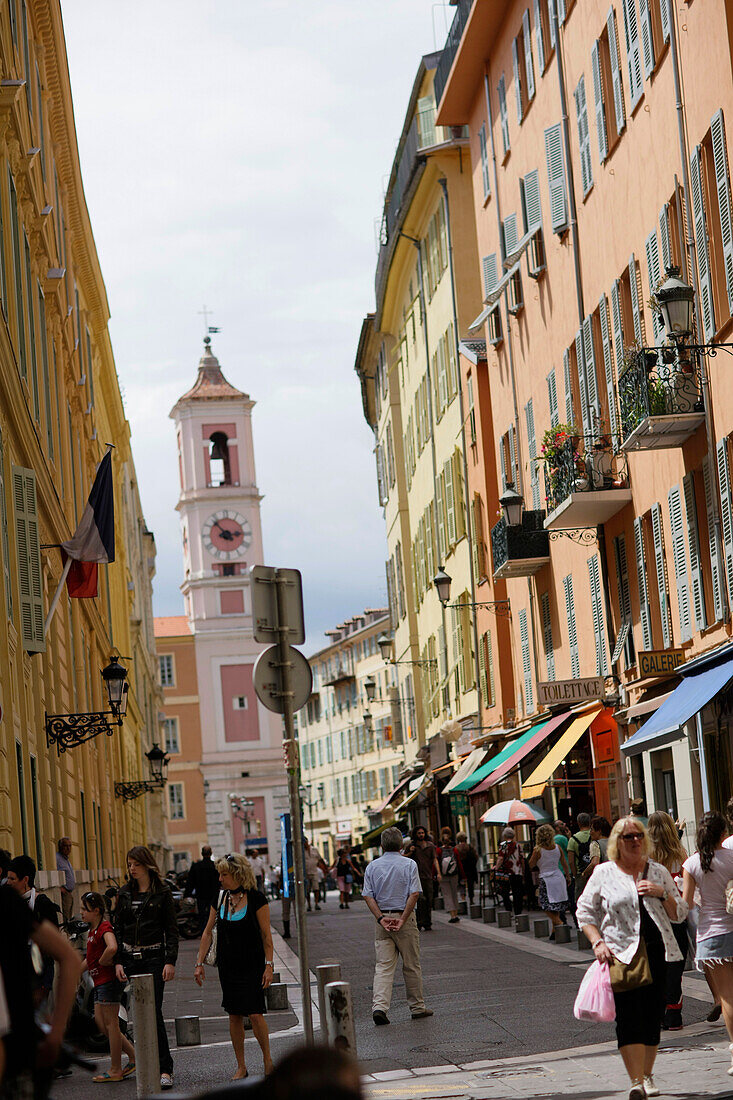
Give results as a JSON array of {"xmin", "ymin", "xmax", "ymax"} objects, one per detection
[{"xmin": 666, "ymin": 0, "xmax": 728, "ymax": 622}]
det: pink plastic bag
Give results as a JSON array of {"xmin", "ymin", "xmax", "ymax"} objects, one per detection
[{"xmin": 573, "ymin": 960, "xmax": 615, "ymax": 1022}]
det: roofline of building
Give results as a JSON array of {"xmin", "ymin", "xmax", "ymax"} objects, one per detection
[
  {"xmin": 435, "ymin": 0, "xmax": 512, "ymax": 127},
  {"xmin": 308, "ymin": 611, "xmax": 390, "ymax": 662}
]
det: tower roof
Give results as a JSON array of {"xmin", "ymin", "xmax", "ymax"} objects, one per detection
[{"xmin": 175, "ymin": 337, "xmax": 247, "ymax": 403}]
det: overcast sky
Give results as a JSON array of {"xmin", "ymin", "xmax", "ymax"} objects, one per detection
[{"xmin": 61, "ymin": 1, "xmax": 451, "ymax": 651}]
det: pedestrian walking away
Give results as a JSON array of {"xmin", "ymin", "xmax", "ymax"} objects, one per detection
[
  {"xmin": 56, "ymin": 837, "xmax": 76, "ymax": 926},
  {"xmin": 6, "ymin": 855, "xmax": 61, "ymax": 1006},
  {"xmin": 528, "ymin": 824, "xmax": 570, "ymax": 939},
  {"xmin": 647, "ymin": 811, "xmax": 690, "ymax": 1030},
  {"xmin": 493, "ymin": 827, "xmax": 525, "ymax": 916},
  {"xmin": 568, "ymin": 813, "xmax": 593, "ymax": 903},
  {"xmin": 332, "ymin": 849, "xmax": 360, "ymax": 909},
  {"xmin": 362, "ymin": 827, "xmax": 433, "ymax": 1026},
  {"xmin": 682, "ymin": 811, "xmax": 733, "ymax": 1075},
  {"xmin": 185, "ymin": 845, "xmax": 220, "ymax": 934},
  {"xmin": 406, "ymin": 825, "xmax": 440, "ymax": 931},
  {"xmin": 455, "ymin": 832, "xmax": 478, "ymax": 905},
  {"xmin": 437, "ymin": 827, "xmax": 463, "ymax": 923},
  {"xmin": 303, "ymin": 839, "xmax": 327, "ymax": 912},
  {"xmin": 577, "ymin": 816, "xmax": 687, "ymax": 1100},
  {"xmin": 112, "ymin": 845, "xmax": 178, "ymax": 1091},
  {"xmin": 582, "ymin": 816, "xmax": 612, "ymax": 886},
  {"xmin": 79, "ymin": 891, "xmax": 136, "ymax": 1082},
  {"xmin": 248, "ymin": 849, "xmax": 268, "ymax": 893}
]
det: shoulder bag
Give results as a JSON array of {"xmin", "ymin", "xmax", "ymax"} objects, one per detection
[
  {"xmin": 608, "ymin": 863, "xmax": 653, "ymax": 992},
  {"xmin": 204, "ymin": 890, "xmax": 226, "ymax": 966}
]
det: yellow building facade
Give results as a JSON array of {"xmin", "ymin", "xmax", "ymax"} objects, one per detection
[{"xmin": 0, "ymin": 0, "xmax": 163, "ymax": 901}]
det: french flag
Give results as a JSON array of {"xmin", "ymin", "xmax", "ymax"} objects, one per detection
[{"xmin": 61, "ymin": 450, "xmax": 115, "ymax": 598}]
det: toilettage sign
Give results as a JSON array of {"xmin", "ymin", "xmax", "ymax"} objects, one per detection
[{"xmin": 537, "ymin": 676, "xmax": 605, "ymax": 707}]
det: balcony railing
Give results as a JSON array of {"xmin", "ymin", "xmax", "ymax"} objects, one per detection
[
  {"xmin": 618, "ymin": 346, "xmax": 705, "ymax": 451},
  {"xmin": 543, "ymin": 435, "xmax": 631, "ymax": 530},
  {"xmin": 491, "ymin": 512, "xmax": 550, "ymax": 579},
  {"xmin": 323, "ymin": 662, "xmax": 355, "ymax": 687},
  {"xmin": 434, "ymin": 0, "xmax": 473, "ymax": 107}
]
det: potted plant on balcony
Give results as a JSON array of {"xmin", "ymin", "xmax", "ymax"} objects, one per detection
[{"xmin": 541, "ymin": 423, "xmax": 580, "ymax": 504}]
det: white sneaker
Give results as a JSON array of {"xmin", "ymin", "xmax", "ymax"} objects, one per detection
[
  {"xmin": 728, "ymin": 1042, "xmax": 733, "ymax": 1075},
  {"xmin": 644, "ymin": 1074, "xmax": 660, "ymax": 1096},
  {"xmin": 628, "ymin": 1084, "xmax": 645, "ymax": 1100}
]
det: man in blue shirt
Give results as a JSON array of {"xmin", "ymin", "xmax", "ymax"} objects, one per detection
[{"xmin": 362, "ymin": 827, "xmax": 433, "ymax": 1026}]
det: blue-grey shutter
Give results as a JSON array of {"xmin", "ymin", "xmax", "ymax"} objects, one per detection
[
  {"xmin": 691, "ymin": 145, "xmax": 716, "ymax": 340},
  {"xmin": 545, "ymin": 122, "xmax": 568, "ymax": 232},
  {"xmin": 622, "ymin": 0, "xmax": 644, "ymax": 109},
  {"xmin": 575, "ymin": 328, "xmax": 592, "ymax": 437},
  {"xmin": 508, "ymin": 425, "xmax": 518, "ymax": 485},
  {"xmin": 548, "ymin": 0, "xmax": 556, "ymax": 46},
  {"xmin": 659, "ymin": 204, "xmax": 672, "ymax": 269},
  {"xmin": 503, "ymin": 212, "xmax": 519, "ymax": 257},
  {"xmin": 717, "ymin": 438, "xmax": 733, "ymax": 603},
  {"xmin": 645, "ymin": 229, "xmax": 663, "ymax": 342},
  {"xmin": 634, "ymin": 516, "xmax": 653, "ymax": 649},
  {"xmin": 651, "ymin": 502, "xmax": 673, "ymax": 648},
  {"xmin": 534, "ymin": 0, "xmax": 546, "ymax": 73},
  {"xmin": 563, "ymin": 574, "xmax": 580, "ymax": 678},
  {"xmin": 607, "ymin": 7, "xmax": 626, "ymax": 134},
  {"xmin": 668, "ymin": 485, "xmax": 692, "ymax": 642},
  {"xmin": 660, "ymin": 0, "xmax": 670, "ymax": 40},
  {"xmin": 523, "ymin": 10, "xmax": 535, "ymax": 100},
  {"xmin": 683, "ymin": 472, "xmax": 707, "ymax": 631},
  {"xmin": 582, "ymin": 314, "xmax": 600, "ymax": 427},
  {"xmin": 574, "ymin": 75, "xmax": 593, "ymax": 196},
  {"xmin": 711, "ymin": 110, "xmax": 733, "ymax": 314},
  {"xmin": 478, "ymin": 124, "xmax": 491, "ymax": 198},
  {"xmin": 540, "ymin": 590, "xmax": 555, "ymax": 680},
  {"xmin": 638, "ymin": 0, "xmax": 655, "ymax": 79},
  {"xmin": 486, "ymin": 629, "xmax": 496, "ymax": 707},
  {"xmin": 564, "ymin": 348, "xmax": 575, "ymax": 424},
  {"xmin": 483, "ymin": 253, "xmax": 499, "ymax": 298},
  {"xmin": 498, "ymin": 76, "xmax": 510, "ymax": 154},
  {"xmin": 614, "ymin": 534, "xmax": 633, "ymax": 666},
  {"xmin": 587, "ymin": 554, "xmax": 609, "ymax": 676},
  {"xmin": 591, "ymin": 41, "xmax": 608, "ymax": 163},
  {"xmin": 12, "ymin": 465, "xmax": 45, "ymax": 652},
  {"xmin": 629, "ymin": 254, "xmax": 644, "ymax": 343},
  {"xmin": 611, "ymin": 279, "xmax": 625, "ymax": 380},
  {"xmin": 523, "ymin": 169, "xmax": 542, "ymax": 232},
  {"xmin": 525, "ymin": 398, "xmax": 541, "ymax": 509},
  {"xmin": 512, "ymin": 38, "xmax": 524, "ymax": 123},
  {"xmin": 547, "ymin": 368, "xmax": 559, "ymax": 427},
  {"xmin": 499, "ymin": 437, "xmax": 507, "ymax": 491},
  {"xmin": 519, "ymin": 608, "xmax": 534, "ymax": 713},
  {"xmin": 556, "ymin": 0, "xmax": 566, "ymax": 23},
  {"xmin": 599, "ymin": 294, "xmax": 618, "ymax": 445},
  {"xmin": 703, "ymin": 455, "xmax": 725, "ymax": 622}
]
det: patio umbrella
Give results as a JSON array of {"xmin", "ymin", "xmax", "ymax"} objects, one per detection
[{"xmin": 479, "ymin": 799, "xmax": 551, "ymax": 825}]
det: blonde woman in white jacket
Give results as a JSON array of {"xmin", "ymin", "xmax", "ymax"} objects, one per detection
[{"xmin": 576, "ymin": 816, "xmax": 687, "ymax": 1100}]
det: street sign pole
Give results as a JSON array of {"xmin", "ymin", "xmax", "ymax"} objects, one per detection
[{"xmin": 274, "ymin": 569, "xmax": 314, "ymax": 1045}]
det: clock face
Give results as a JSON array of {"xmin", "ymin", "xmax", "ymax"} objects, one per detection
[{"xmin": 202, "ymin": 510, "xmax": 253, "ymax": 560}]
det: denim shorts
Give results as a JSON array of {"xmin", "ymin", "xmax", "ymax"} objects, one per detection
[
  {"xmin": 696, "ymin": 929, "xmax": 733, "ymax": 969},
  {"xmin": 93, "ymin": 979, "xmax": 124, "ymax": 1004}
]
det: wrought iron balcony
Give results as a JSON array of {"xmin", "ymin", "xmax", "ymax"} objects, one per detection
[
  {"xmin": 323, "ymin": 662, "xmax": 355, "ymax": 687},
  {"xmin": 543, "ymin": 435, "xmax": 631, "ymax": 530},
  {"xmin": 434, "ymin": 0, "xmax": 473, "ymax": 107},
  {"xmin": 491, "ymin": 512, "xmax": 550, "ymax": 579},
  {"xmin": 618, "ymin": 346, "xmax": 705, "ymax": 451}
]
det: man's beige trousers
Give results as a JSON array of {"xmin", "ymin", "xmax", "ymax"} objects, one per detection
[{"xmin": 372, "ymin": 911, "xmax": 426, "ymax": 1013}]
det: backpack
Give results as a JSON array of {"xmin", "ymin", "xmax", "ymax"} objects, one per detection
[
  {"xmin": 441, "ymin": 848, "xmax": 457, "ymax": 876},
  {"xmin": 574, "ymin": 832, "xmax": 592, "ymax": 872}
]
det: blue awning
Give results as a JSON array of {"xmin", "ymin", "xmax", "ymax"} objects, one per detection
[{"xmin": 622, "ymin": 651, "xmax": 733, "ymax": 757}]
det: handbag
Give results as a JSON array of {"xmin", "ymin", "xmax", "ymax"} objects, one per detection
[
  {"xmin": 609, "ymin": 863, "xmax": 653, "ymax": 992},
  {"xmin": 204, "ymin": 891, "xmax": 225, "ymax": 966},
  {"xmin": 726, "ymin": 880, "xmax": 733, "ymax": 915}
]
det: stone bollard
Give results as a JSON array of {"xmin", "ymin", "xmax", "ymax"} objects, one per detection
[
  {"xmin": 457, "ymin": 900, "xmax": 468, "ymax": 915},
  {"xmin": 325, "ymin": 981, "xmax": 357, "ymax": 1055},
  {"xmin": 433, "ymin": 895, "xmax": 445, "ymax": 910},
  {"xmin": 515, "ymin": 914, "xmax": 530, "ymax": 932},
  {"xmin": 577, "ymin": 930, "xmax": 592, "ymax": 950},
  {"xmin": 470, "ymin": 904, "xmax": 482, "ymax": 920},
  {"xmin": 174, "ymin": 1016, "xmax": 200, "ymax": 1046},
  {"xmin": 131, "ymin": 974, "xmax": 159, "ymax": 1100},
  {"xmin": 266, "ymin": 983, "xmax": 289, "ymax": 1010},
  {"xmin": 534, "ymin": 918, "xmax": 550, "ymax": 938},
  {"xmin": 316, "ymin": 963, "xmax": 342, "ymax": 1041},
  {"xmin": 497, "ymin": 911, "xmax": 512, "ymax": 928},
  {"xmin": 554, "ymin": 924, "xmax": 572, "ymax": 944},
  {"xmin": 482, "ymin": 907, "xmax": 496, "ymax": 924},
  {"xmin": 271, "ymin": 971, "xmax": 281, "ymax": 984}
]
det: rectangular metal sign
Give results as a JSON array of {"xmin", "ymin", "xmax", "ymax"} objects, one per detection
[
  {"xmin": 638, "ymin": 649, "xmax": 685, "ymax": 678},
  {"xmin": 537, "ymin": 676, "xmax": 605, "ymax": 706},
  {"xmin": 251, "ymin": 565, "xmax": 305, "ymax": 644}
]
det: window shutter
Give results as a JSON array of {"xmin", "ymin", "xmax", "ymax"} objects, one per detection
[
  {"xmin": 512, "ymin": 38, "xmax": 523, "ymax": 123},
  {"xmin": 683, "ymin": 472, "xmax": 707, "ymax": 631},
  {"xmin": 523, "ymin": 9, "xmax": 536, "ymax": 100},
  {"xmin": 0, "ymin": 430, "xmax": 11, "ymax": 618},
  {"xmin": 668, "ymin": 485, "xmax": 692, "ymax": 642},
  {"xmin": 717, "ymin": 438, "xmax": 733, "ymax": 604},
  {"xmin": 38, "ymin": 285, "xmax": 53, "ymax": 461},
  {"xmin": 461, "ymin": 598, "xmax": 474, "ymax": 690},
  {"xmin": 607, "ymin": 6, "xmax": 626, "ymax": 134},
  {"xmin": 703, "ymin": 455, "xmax": 725, "ymax": 622},
  {"xmin": 545, "ymin": 123, "xmax": 568, "ymax": 232},
  {"xmin": 12, "ymin": 466, "xmax": 44, "ymax": 652},
  {"xmin": 621, "ymin": 0, "xmax": 644, "ymax": 109},
  {"xmin": 638, "ymin": 0, "xmax": 655, "ymax": 78},
  {"xmin": 659, "ymin": 204, "xmax": 672, "ymax": 269},
  {"xmin": 547, "ymin": 369, "xmax": 559, "ymax": 428},
  {"xmin": 523, "ymin": 169, "xmax": 542, "ymax": 232},
  {"xmin": 498, "ymin": 75, "xmax": 510, "ymax": 154},
  {"xmin": 453, "ymin": 449, "xmax": 466, "ymax": 539},
  {"xmin": 482, "ymin": 252, "xmax": 499, "ymax": 299},
  {"xmin": 478, "ymin": 124, "xmax": 491, "ymax": 198},
  {"xmin": 499, "ymin": 438, "xmax": 507, "ymax": 491},
  {"xmin": 444, "ymin": 457, "xmax": 457, "ymax": 545},
  {"xmin": 614, "ymin": 534, "xmax": 634, "ymax": 665},
  {"xmin": 436, "ymin": 472, "xmax": 446, "ymax": 560},
  {"xmin": 548, "ymin": 0, "xmax": 556, "ymax": 46},
  {"xmin": 575, "ymin": 328, "xmax": 592, "ymax": 437},
  {"xmin": 582, "ymin": 314, "xmax": 600, "ymax": 426},
  {"xmin": 509, "ymin": 424, "xmax": 518, "ymax": 484},
  {"xmin": 503, "ymin": 212, "xmax": 519, "ymax": 258},
  {"xmin": 599, "ymin": 294, "xmax": 619, "ymax": 445},
  {"xmin": 711, "ymin": 110, "xmax": 733, "ymax": 314},
  {"xmin": 534, "ymin": 0, "xmax": 546, "ymax": 72},
  {"xmin": 556, "ymin": 0, "xmax": 566, "ymax": 23},
  {"xmin": 563, "ymin": 348, "xmax": 575, "ymax": 424},
  {"xmin": 611, "ymin": 278, "xmax": 625, "ymax": 379},
  {"xmin": 660, "ymin": 0, "xmax": 670, "ymax": 40},
  {"xmin": 519, "ymin": 608, "xmax": 534, "ymax": 713},
  {"xmin": 645, "ymin": 229, "xmax": 663, "ymax": 342},
  {"xmin": 563, "ymin": 574, "xmax": 580, "ymax": 678},
  {"xmin": 629, "ymin": 254, "xmax": 644, "ymax": 344},
  {"xmin": 574, "ymin": 75, "xmax": 593, "ymax": 196},
  {"xmin": 651, "ymin": 502, "xmax": 673, "ymax": 647},
  {"xmin": 525, "ymin": 398, "xmax": 541, "ymax": 509},
  {"xmin": 471, "ymin": 498, "xmax": 480, "ymax": 582},
  {"xmin": 691, "ymin": 145, "xmax": 716, "ymax": 340},
  {"xmin": 486, "ymin": 629, "xmax": 496, "ymax": 706},
  {"xmin": 540, "ymin": 590, "xmax": 555, "ymax": 680},
  {"xmin": 587, "ymin": 554, "xmax": 609, "ymax": 676},
  {"xmin": 591, "ymin": 41, "xmax": 608, "ymax": 163},
  {"xmin": 634, "ymin": 516, "xmax": 653, "ymax": 649},
  {"xmin": 478, "ymin": 629, "xmax": 488, "ymax": 707}
]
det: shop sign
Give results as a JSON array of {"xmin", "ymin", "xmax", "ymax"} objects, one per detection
[
  {"xmin": 638, "ymin": 649, "xmax": 685, "ymax": 679},
  {"xmin": 335, "ymin": 818, "xmax": 351, "ymax": 837},
  {"xmin": 450, "ymin": 793, "xmax": 469, "ymax": 816},
  {"xmin": 537, "ymin": 676, "xmax": 604, "ymax": 706}
]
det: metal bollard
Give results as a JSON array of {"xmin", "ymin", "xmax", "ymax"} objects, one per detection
[
  {"xmin": 325, "ymin": 981, "xmax": 357, "ymax": 1055},
  {"xmin": 266, "ymin": 983, "xmax": 289, "ymax": 1010},
  {"xmin": 534, "ymin": 918, "xmax": 550, "ymax": 938},
  {"xmin": 515, "ymin": 914, "xmax": 530, "ymax": 932},
  {"xmin": 483, "ymin": 907, "xmax": 496, "ymax": 924},
  {"xmin": 554, "ymin": 924, "xmax": 572, "ymax": 943},
  {"xmin": 131, "ymin": 974, "xmax": 159, "ymax": 1099},
  {"xmin": 175, "ymin": 1016, "xmax": 200, "ymax": 1046},
  {"xmin": 497, "ymin": 911, "xmax": 512, "ymax": 928},
  {"xmin": 316, "ymin": 963, "xmax": 341, "ymax": 1040},
  {"xmin": 470, "ymin": 904, "xmax": 482, "ymax": 919}
]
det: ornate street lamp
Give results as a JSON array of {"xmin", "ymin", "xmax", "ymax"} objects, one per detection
[
  {"xmin": 656, "ymin": 265, "xmax": 696, "ymax": 341},
  {"xmin": 499, "ymin": 482, "xmax": 525, "ymax": 527},
  {"xmin": 114, "ymin": 742, "xmax": 170, "ymax": 801},
  {"xmin": 364, "ymin": 676, "xmax": 377, "ymax": 703},
  {"xmin": 46, "ymin": 656, "xmax": 129, "ymax": 752},
  {"xmin": 434, "ymin": 566, "xmax": 452, "ymax": 607},
  {"xmin": 376, "ymin": 633, "xmax": 393, "ymax": 661}
]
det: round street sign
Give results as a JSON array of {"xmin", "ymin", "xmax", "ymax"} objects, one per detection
[{"xmin": 253, "ymin": 645, "xmax": 313, "ymax": 714}]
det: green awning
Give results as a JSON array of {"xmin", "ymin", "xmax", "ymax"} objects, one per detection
[
  {"xmin": 362, "ymin": 818, "xmax": 406, "ymax": 846},
  {"xmin": 451, "ymin": 719, "xmax": 550, "ymax": 792}
]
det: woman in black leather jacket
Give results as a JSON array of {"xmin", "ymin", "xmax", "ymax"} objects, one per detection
[{"xmin": 113, "ymin": 846, "xmax": 178, "ymax": 1089}]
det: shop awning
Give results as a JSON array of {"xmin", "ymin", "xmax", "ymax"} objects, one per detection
[
  {"xmin": 471, "ymin": 710, "xmax": 570, "ymax": 793},
  {"xmin": 376, "ymin": 775, "xmax": 410, "ymax": 812},
  {"xmin": 625, "ymin": 690, "xmax": 674, "ymax": 722},
  {"xmin": 621, "ymin": 651, "xmax": 733, "ymax": 757},
  {"xmin": 394, "ymin": 777, "xmax": 430, "ymax": 813},
  {"xmin": 452, "ymin": 719, "xmax": 550, "ymax": 793},
  {"xmin": 521, "ymin": 703, "xmax": 602, "ymax": 799},
  {"xmin": 362, "ymin": 818, "xmax": 403, "ymax": 846},
  {"xmin": 443, "ymin": 747, "xmax": 487, "ymax": 793}
]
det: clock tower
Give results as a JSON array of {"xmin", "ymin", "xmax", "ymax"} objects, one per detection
[{"xmin": 169, "ymin": 337, "xmax": 288, "ymax": 857}]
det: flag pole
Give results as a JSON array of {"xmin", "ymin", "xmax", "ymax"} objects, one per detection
[{"xmin": 43, "ymin": 557, "xmax": 72, "ymax": 637}]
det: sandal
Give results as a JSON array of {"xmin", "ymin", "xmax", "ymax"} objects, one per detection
[
  {"xmin": 121, "ymin": 1064, "xmax": 135, "ymax": 1079},
  {"xmin": 93, "ymin": 1072, "xmax": 125, "ymax": 1083}
]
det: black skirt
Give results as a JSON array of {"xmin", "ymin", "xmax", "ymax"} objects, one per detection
[{"xmin": 216, "ymin": 890, "xmax": 268, "ymax": 1017}]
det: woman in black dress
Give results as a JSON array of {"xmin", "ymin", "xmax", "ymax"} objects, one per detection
[{"xmin": 194, "ymin": 854, "xmax": 274, "ymax": 1079}]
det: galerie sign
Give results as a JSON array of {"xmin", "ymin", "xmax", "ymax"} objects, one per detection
[
  {"xmin": 638, "ymin": 649, "xmax": 685, "ymax": 678},
  {"xmin": 537, "ymin": 676, "xmax": 605, "ymax": 706}
]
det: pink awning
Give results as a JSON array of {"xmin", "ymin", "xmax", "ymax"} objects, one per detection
[{"xmin": 471, "ymin": 710, "xmax": 570, "ymax": 793}]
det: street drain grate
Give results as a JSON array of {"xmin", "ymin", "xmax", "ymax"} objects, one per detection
[
  {"xmin": 478, "ymin": 1067, "xmax": 550, "ymax": 1080},
  {"xmin": 411, "ymin": 1042, "xmax": 503, "ymax": 1055}
]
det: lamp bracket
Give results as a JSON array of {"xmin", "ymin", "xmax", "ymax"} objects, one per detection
[
  {"xmin": 114, "ymin": 778, "xmax": 166, "ymax": 801},
  {"xmin": 446, "ymin": 600, "xmax": 512, "ymax": 618},
  {"xmin": 548, "ymin": 528, "xmax": 598, "ymax": 545},
  {"xmin": 46, "ymin": 711, "xmax": 121, "ymax": 753}
]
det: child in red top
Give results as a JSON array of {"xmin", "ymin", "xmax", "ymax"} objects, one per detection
[{"xmin": 80, "ymin": 891, "xmax": 135, "ymax": 1082}]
